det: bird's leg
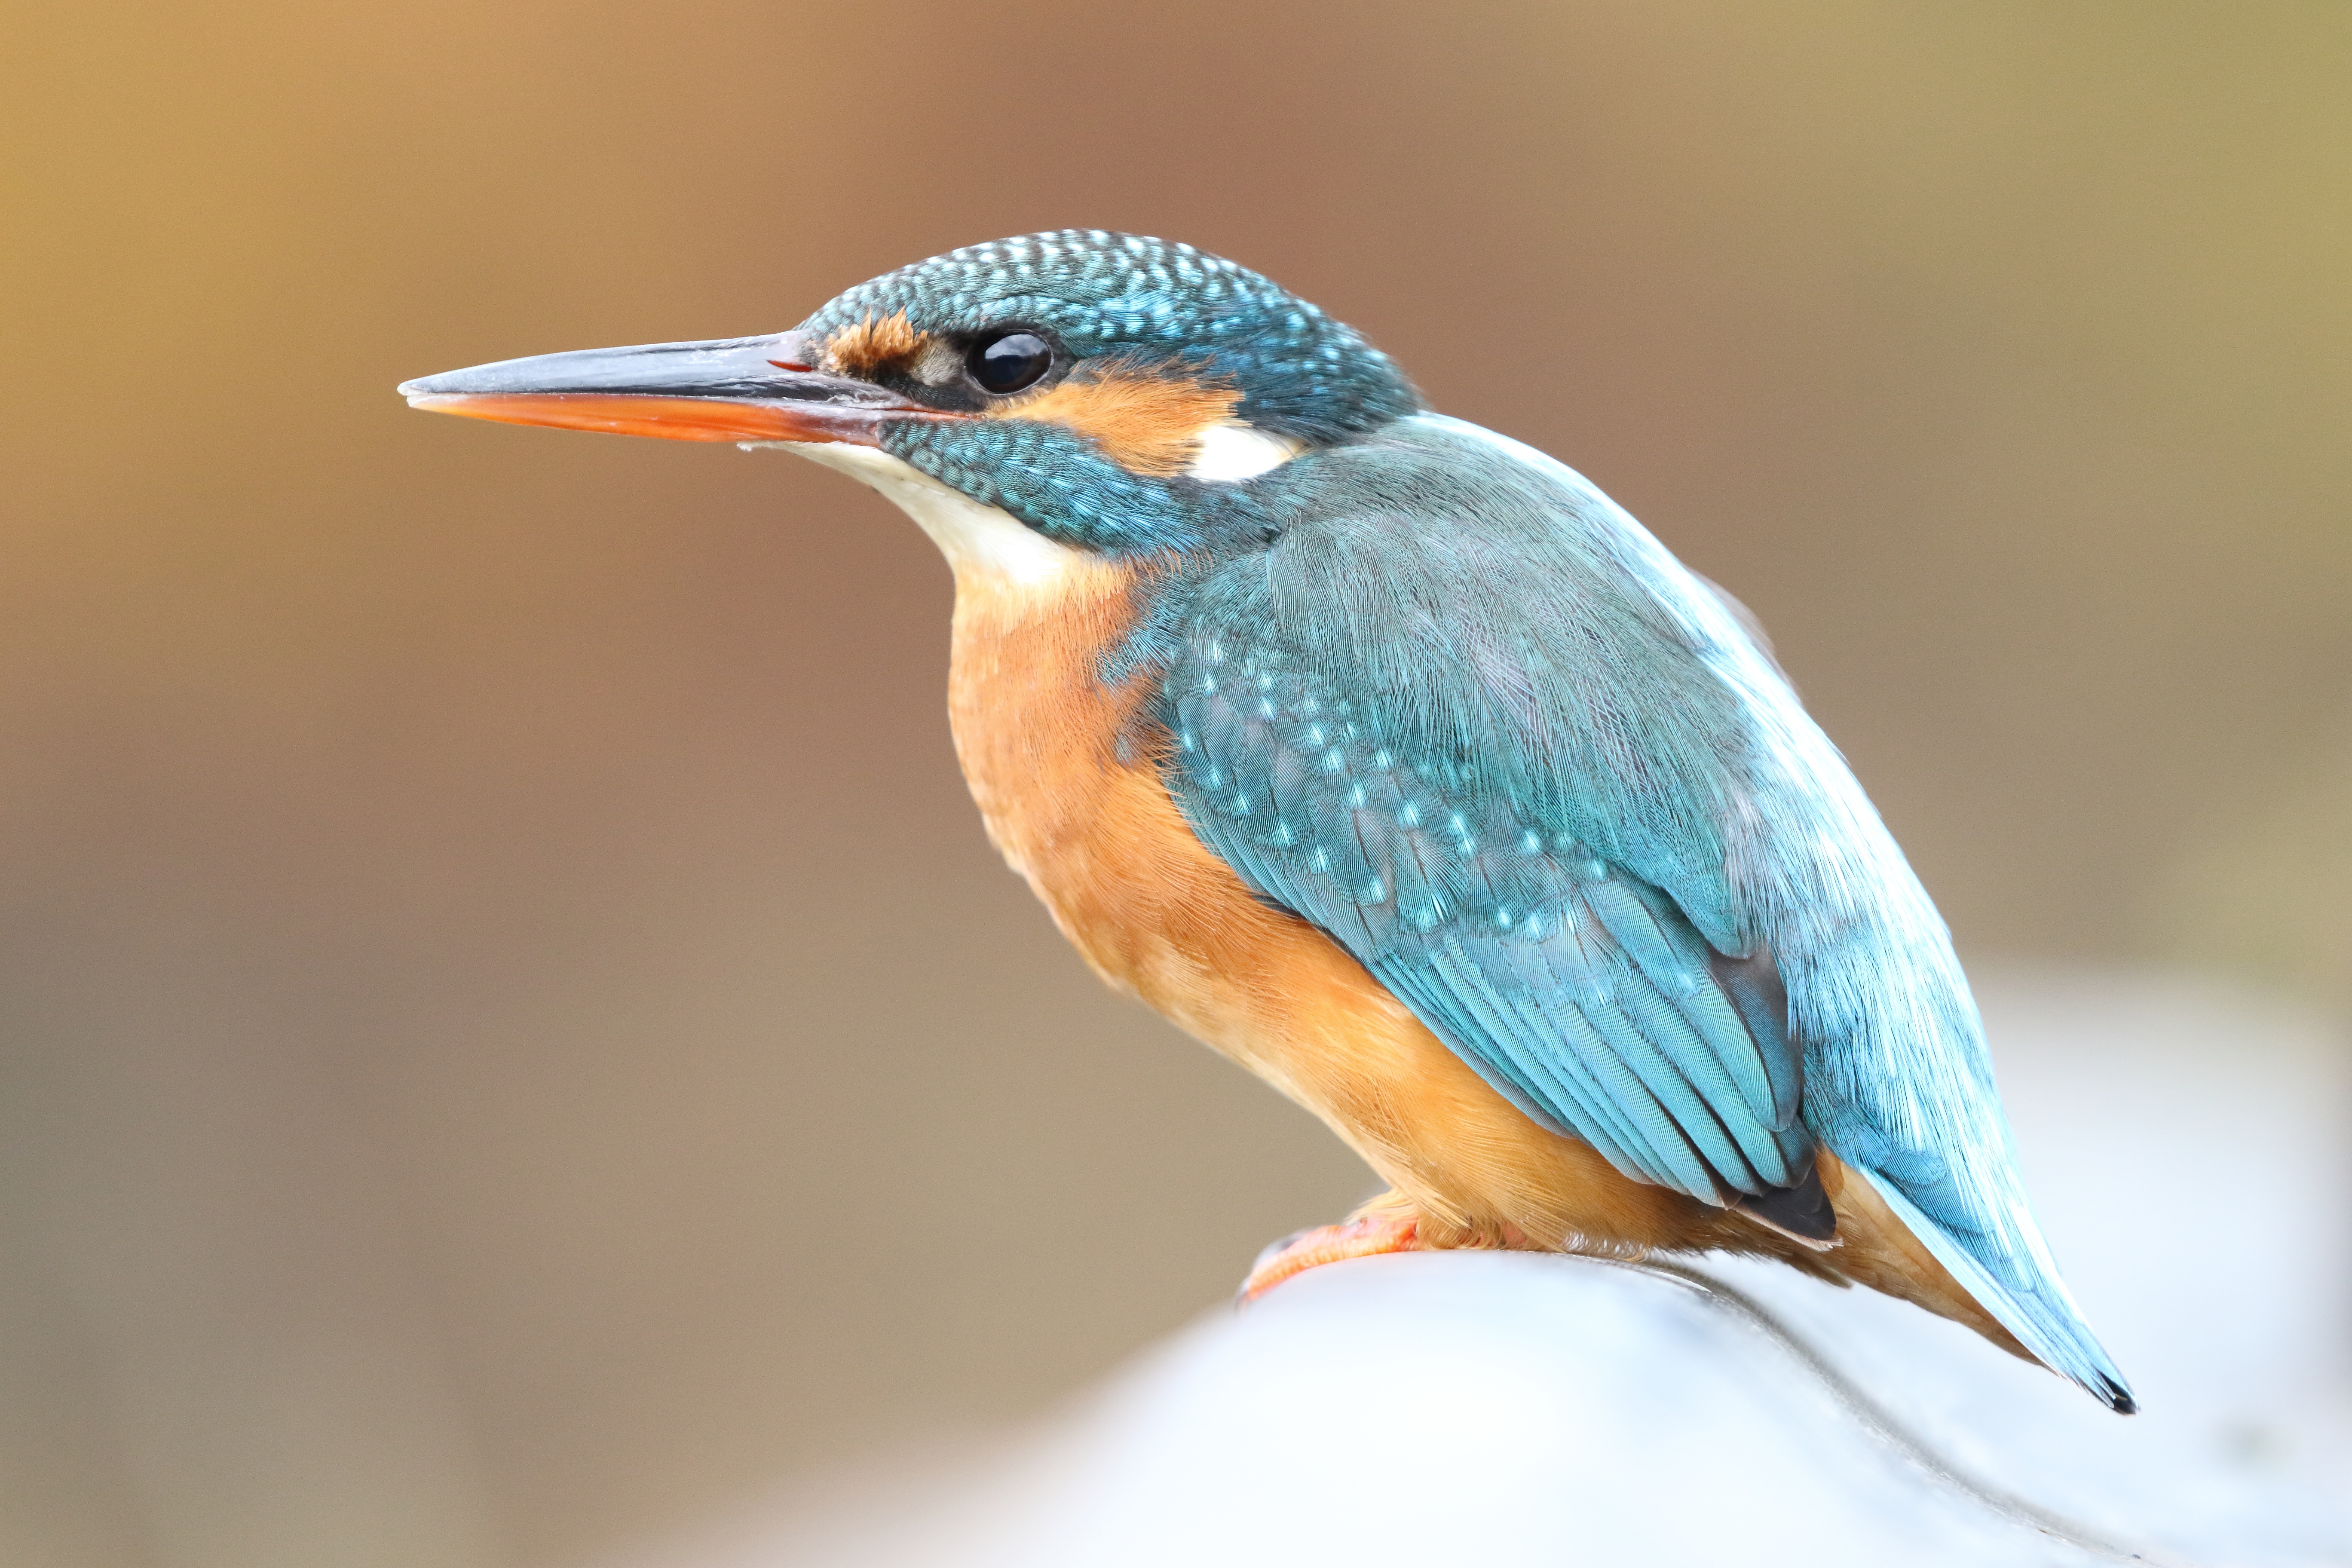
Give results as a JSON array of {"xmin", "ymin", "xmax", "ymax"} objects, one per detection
[{"xmin": 1237, "ymin": 1191, "xmax": 1425, "ymax": 1303}]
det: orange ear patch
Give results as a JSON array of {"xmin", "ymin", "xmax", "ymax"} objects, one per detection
[
  {"xmin": 824, "ymin": 310, "xmax": 928, "ymax": 376},
  {"xmin": 996, "ymin": 365, "xmax": 1244, "ymax": 476}
]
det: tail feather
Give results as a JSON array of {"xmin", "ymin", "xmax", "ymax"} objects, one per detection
[{"xmin": 1856, "ymin": 1166, "xmax": 2135, "ymax": 1414}]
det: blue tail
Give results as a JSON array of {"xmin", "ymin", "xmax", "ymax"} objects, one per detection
[{"xmin": 1858, "ymin": 1168, "xmax": 2136, "ymax": 1413}]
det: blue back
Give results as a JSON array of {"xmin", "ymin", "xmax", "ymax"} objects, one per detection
[{"xmin": 1155, "ymin": 413, "xmax": 2132, "ymax": 1409}]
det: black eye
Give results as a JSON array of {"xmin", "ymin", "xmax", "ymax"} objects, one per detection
[{"xmin": 968, "ymin": 331, "xmax": 1053, "ymax": 395}]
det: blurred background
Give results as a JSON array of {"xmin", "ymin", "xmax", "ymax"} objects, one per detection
[{"xmin": 3, "ymin": 4, "xmax": 2348, "ymax": 1565}]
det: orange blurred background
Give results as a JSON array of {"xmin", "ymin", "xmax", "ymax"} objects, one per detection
[{"xmin": 3, "ymin": 4, "xmax": 2347, "ymax": 1565}]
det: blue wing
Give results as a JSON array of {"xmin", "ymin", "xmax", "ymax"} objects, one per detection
[
  {"xmin": 1157, "ymin": 414, "xmax": 2132, "ymax": 1408},
  {"xmin": 1169, "ymin": 627, "xmax": 1813, "ymax": 1208}
]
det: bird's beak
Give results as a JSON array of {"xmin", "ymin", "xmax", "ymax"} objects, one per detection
[{"xmin": 396, "ymin": 331, "xmax": 952, "ymax": 444}]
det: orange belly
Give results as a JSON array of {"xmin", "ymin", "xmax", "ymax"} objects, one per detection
[{"xmin": 940, "ymin": 554, "xmax": 2018, "ymax": 1350}]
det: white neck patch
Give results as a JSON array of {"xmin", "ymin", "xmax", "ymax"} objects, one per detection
[
  {"xmin": 1187, "ymin": 421, "xmax": 1304, "ymax": 482},
  {"xmin": 775, "ymin": 442, "xmax": 1084, "ymax": 589}
]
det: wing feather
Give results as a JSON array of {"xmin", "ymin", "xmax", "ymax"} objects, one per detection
[{"xmin": 1167, "ymin": 609, "xmax": 1811, "ymax": 1211}]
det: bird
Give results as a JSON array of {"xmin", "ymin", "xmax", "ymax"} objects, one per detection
[{"xmin": 400, "ymin": 230, "xmax": 2133, "ymax": 1412}]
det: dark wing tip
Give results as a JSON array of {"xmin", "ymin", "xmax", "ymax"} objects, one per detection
[
  {"xmin": 2098, "ymin": 1376, "xmax": 2138, "ymax": 1416},
  {"xmin": 1733, "ymin": 1158, "xmax": 1839, "ymax": 1245}
]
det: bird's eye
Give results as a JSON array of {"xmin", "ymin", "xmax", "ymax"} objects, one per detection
[{"xmin": 968, "ymin": 332, "xmax": 1053, "ymax": 395}]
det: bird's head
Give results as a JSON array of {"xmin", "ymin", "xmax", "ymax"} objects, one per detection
[{"xmin": 401, "ymin": 231, "xmax": 1421, "ymax": 562}]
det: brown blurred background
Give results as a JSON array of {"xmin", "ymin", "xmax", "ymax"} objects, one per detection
[{"xmin": 2, "ymin": 3, "xmax": 2348, "ymax": 1565}]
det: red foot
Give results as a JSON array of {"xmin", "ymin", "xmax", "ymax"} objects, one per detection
[{"xmin": 1238, "ymin": 1212, "xmax": 1420, "ymax": 1303}]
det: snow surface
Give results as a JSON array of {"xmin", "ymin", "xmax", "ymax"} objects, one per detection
[{"xmin": 629, "ymin": 970, "xmax": 2352, "ymax": 1568}]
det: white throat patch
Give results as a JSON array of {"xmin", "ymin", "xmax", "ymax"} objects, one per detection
[{"xmin": 778, "ymin": 443, "xmax": 1084, "ymax": 589}]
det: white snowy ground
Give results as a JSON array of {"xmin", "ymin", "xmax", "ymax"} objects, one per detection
[{"xmin": 634, "ymin": 971, "xmax": 2352, "ymax": 1568}]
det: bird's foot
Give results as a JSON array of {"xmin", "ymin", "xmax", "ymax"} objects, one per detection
[{"xmin": 1237, "ymin": 1210, "xmax": 1421, "ymax": 1304}]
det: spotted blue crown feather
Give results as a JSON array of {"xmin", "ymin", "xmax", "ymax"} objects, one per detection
[{"xmin": 797, "ymin": 231, "xmax": 1422, "ymax": 446}]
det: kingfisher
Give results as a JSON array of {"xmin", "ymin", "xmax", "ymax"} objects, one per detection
[{"xmin": 401, "ymin": 230, "xmax": 2133, "ymax": 1411}]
